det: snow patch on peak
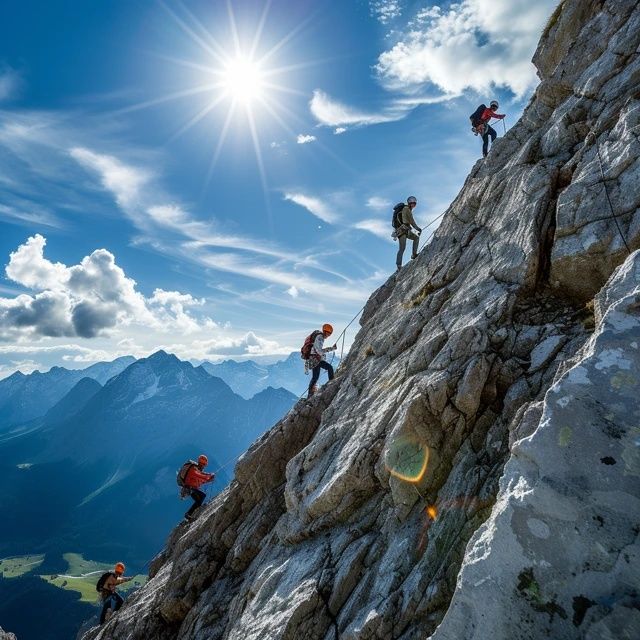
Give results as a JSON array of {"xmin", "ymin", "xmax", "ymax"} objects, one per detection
[{"xmin": 131, "ymin": 376, "xmax": 160, "ymax": 405}]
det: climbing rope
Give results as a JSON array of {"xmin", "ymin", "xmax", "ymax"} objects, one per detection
[
  {"xmin": 417, "ymin": 209, "xmax": 448, "ymax": 254},
  {"xmin": 591, "ymin": 132, "xmax": 632, "ymax": 255}
]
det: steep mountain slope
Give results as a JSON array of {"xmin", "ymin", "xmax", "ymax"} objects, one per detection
[
  {"xmin": 0, "ymin": 356, "xmax": 134, "ymax": 428},
  {"xmin": 43, "ymin": 377, "xmax": 102, "ymax": 425},
  {"xmin": 83, "ymin": 2, "xmax": 640, "ymax": 639}
]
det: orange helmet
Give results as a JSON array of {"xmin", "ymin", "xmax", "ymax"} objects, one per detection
[
  {"xmin": 322, "ymin": 323, "xmax": 333, "ymax": 336},
  {"xmin": 198, "ymin": 454, "xmax": 208, "ymax": 467},
  {"xmin": 114, "ymin": 562, "xmax": 125, "ymax": 574}
]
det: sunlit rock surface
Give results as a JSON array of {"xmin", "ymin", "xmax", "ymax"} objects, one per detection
[
  {"xmin": 0, "ymin": 627, "xmax": 17, "ymax": 640},
  {"xmin": 82, "ymin": 1, "xmax": 640, "ymax": 638}
]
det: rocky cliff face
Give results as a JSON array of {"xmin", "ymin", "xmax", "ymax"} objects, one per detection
[
  {"xmin": 82, "ymin": 1, "xmax": 640, "ymax": 639},
  {"xmin": 0, "ymin": 627, "xmax": 17, "ymax": 640}
]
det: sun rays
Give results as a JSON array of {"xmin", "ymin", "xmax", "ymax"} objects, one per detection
[{"xmin": 119, "ymin": 0, "xmax": 319, "ymax": 198}]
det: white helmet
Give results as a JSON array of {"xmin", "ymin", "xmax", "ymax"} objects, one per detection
[
  {"xmin": 490, "ymin": 100, "xmax": 499, "ymax": 109},
  {"xmin": 407, "ymin": 196, "xmax": 417, "ymax": 205}
]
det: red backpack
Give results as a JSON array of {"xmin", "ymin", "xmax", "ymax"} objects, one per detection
[
  {"xmin": 177, "ymin": 460, "xmax": 197, "ymax": 487},
  {"xmin": 301, "ymin": 330, "xmax": 322, "ymax": 360}
]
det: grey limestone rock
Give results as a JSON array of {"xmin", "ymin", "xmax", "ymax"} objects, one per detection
[{"xmin": 82, "ymin": 1, "xmax": 640, "ymax": 639}]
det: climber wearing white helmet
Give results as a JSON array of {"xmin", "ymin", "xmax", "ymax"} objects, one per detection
[{"xmin": 395, "ymin": 196, "xmax": 422, "ymax": 271}]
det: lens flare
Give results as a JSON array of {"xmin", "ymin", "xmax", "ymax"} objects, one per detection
[
  {"xmin": 385, "ymin": 437, "xmax": 430, "ymax": 483},
  {"xmin": 426, "ymin": 505, "xmax": 438, "ymax": 520}
]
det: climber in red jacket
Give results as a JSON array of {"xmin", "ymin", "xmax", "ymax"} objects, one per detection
[
  {"xmin": 470, "ymin": 100, "xmax": 506, "ymax": 157},
  {"xmin": 183, "ymin": 454, "xmax": 215, "ymax": 522}
]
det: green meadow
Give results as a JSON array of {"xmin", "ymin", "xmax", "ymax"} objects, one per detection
[
  {"xmin": 0, "ymin": 554, "xmax": 45, "ymax": 578},
  {"xmin": 1, "ymin": 552, "xmax": 146, "ymax": 603}
]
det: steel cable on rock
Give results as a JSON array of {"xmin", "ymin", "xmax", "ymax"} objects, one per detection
[{"xmin": 592, "ymin": 132, "xmax": 632, "ymax": 255}]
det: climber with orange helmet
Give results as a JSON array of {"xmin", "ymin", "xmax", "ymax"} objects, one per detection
[
  {"xmin": 97, "ymin": 561, "xmax": 132, "ymax": 624},
  {"xmin": 303, "ymin": 323, "xmax": 337, "ymax": 397},
  {"xmin": 182, "ymin": 454, "xmax": 215, "ymax": 522}
]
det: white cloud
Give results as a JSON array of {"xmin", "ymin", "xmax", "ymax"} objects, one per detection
[
  {"xmin": 375, "ymin": 0, "xmax": 559, "ymax": 97},
  {"xmin": 162, "ymin": 331, "xmax": 290, "ymax": 360},
  {"xmin": 370, "ymin": 0, "xmax": 403, "ymax": 24},
  {"xmin": 366, "ymin": 196, "xmax": 392, "ymax": 210},
  {"xmin": 287, "ymin": 286, "xmax": 299, "ymax": 298},
  {"xmin": 296, "ymin": 134, "xmax": 317, "ymax": 145},
  {"xmin": 354, "ymin": 219, "xmax": 393, "ymax": 240},
  {"xmin": 283, "ymin": 192, "xmax": 339, "ymax": 224},
  {"xmin": 0, "ymin": 65, "xmax": 22, "ymax": 102},
  {"xmin": 0, "ymin": 234, "xmax": 212, "ymax": 340},
  {"xmin": 334, "ymin": 127, "xmax": 347, "ymax": 135}
]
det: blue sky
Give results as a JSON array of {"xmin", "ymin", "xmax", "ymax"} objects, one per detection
[{"xmin": 0, "ymin": 0, "xmax": 558, "ymax": 376}]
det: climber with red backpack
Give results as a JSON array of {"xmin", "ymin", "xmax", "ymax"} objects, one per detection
[
  {"xmin": 177, "ymin": 454, "xmax": 215, "ymax": 523},
  {"xmin": 301, "ymin": 323, "xmax": 337, "ymax": 397},
  {"xmin": 469, "ymin": 100, "xmax": 506, "ymax": 157},
  {"xmin": 96, "ymin": 562, "xmax": 132, "ymax": 624}
]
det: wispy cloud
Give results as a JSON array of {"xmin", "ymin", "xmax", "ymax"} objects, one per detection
[
  {"xmin": 296, "ymin": 134, "xmax": 316, "ymax": 144},
  {"xmin": 366, "ymin": 196, "xmax": 392, "ymax": 210},
  {"xmin": 0, "ymin": 203, "xmax": 63, "ymax": 229},
  {"xmin": 283, "ymin": 191, "xmax": 339, "ymax": 224},
  {"xmin": 310, "ymin": 89, "xmax": 453, "ymax": 131},
  {"xmin": 310, "ymin": 90, "xmax": 401, "ymax": 128},
  {"xmin": 69, "ymin": 147, "xmax": 151, "ymax": 211},
  {"xmin": 354, "ymin": 219, "xmax": 392, "ymax": 240},
  {"xmin": 0, "ymin": 64, "xmax": 22, "ymax": 102}
]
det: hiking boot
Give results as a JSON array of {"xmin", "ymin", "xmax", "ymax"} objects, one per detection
[
  {"xmin": 104, "ymin": 608, "xmax": 113, "ymax": 622},
  {"xmin": 396, "ymin": 264, "xmax": 401, "ymax": 272},
  {"xmin": 308, "ymin": 385, "xmax": 318, "ymax": 398},
  {"xmin": 411, "ymin": 254, "xmax": 418, "ymax": 260}
]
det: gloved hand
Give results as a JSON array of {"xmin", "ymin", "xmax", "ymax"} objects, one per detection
[
  {"xmin": 417, "ymin": 228, "xmax": 422, "ymax": 235},
  {"xmin": 332, "ymin": 344, "xmax": 337, "ymax": 351}
]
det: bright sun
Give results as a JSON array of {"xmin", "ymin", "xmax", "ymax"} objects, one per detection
[
  {"xmin": 136, "ymin": 2, "xmax": 312, "ymax": 190},
  {"xmin": 220, "ymin": 57, "xmax": 265, "ymax": 104}
]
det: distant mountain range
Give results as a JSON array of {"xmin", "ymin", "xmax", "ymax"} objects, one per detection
[
  {"xmin": 0, "ymin": 356, "xmax": 135, "ymax": 428},
  {"xmin": 0, "ymin": 351, "xmax": 297, "ymax": 564},
  {"xmin": 201, "ymin": 351, "xmax": 340, "ymax": 399},
  {"xmin": 0, "ymin": 351, "xmax": 318, "ymax": 429}
]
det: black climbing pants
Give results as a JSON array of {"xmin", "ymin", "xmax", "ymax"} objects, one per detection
[
  {"xmin": 100, "ymin": 592, "xmax": 124, "ymax": 624},
  {"xmin": 309, "ymin": 360, "xmax": 334, "ymax": 393},
  {"xmin": 185, "ymin": 488, "xmax": 206, "ymax": 518},
  {"xmin": 482, "ymin": 125, "xmax": 497, "ymax": 156}
]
